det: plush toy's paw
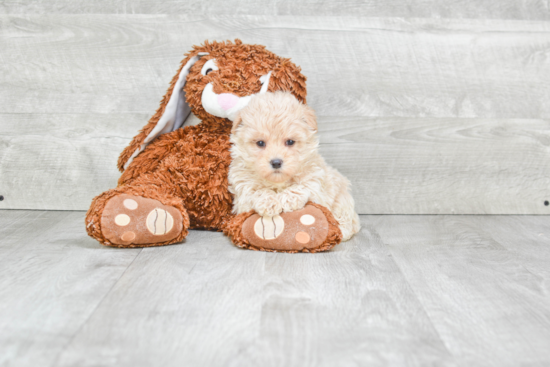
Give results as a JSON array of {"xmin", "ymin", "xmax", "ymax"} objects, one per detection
[
  {"xmin": 254, "ymin": 194, "xmax": 283, "ymax": 217},
  {"xmin": 231, "ymin": 203, "xmax": 342, "ymax": 253},
  {"xmin": 100, "ymin": 194, "xmax": 184, "ymax": 246}
]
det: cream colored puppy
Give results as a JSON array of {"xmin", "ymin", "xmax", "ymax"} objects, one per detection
[{"xmin": 229, "ymin": 91, "xmax": 360, "ymax": 241}]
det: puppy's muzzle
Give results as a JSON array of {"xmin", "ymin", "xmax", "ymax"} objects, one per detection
[{"xmin": 270, "ymin": 159, "xmax": 283, "ymax": 169}]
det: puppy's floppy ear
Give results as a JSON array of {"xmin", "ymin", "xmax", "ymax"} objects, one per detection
[
  {"xmin": 302, "ymin": 104, "xmax": 317, "ymax": 132},
  {"xmin": 231, "ymin": 113, "xmax": 243, "ymax": 135}
]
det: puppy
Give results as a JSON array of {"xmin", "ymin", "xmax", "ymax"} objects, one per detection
[{"xmin": 229, "ymin": 91, "xmax": 360, "ymax": 241}]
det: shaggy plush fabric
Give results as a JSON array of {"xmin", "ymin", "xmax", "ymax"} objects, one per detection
[
  {"xmin": 85, "ymin": 39, "xmax": 341, "ymax": 252},
  {"xmin": 86, "ymin": 184, "xmax": 190, "ymax": 247},
  {"xmin": 224, "ymin": 201, "xmax": 342, "ymax": 253},
  {"xmin": 224, "ymin": 202, "xmax": 342, "ymax": 253},
  {"xmin": 117, "ymin": 40, "xmax": 307, "ymax": 172}
]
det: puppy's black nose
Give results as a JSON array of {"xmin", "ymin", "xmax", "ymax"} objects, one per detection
[{"xmin": 270, "ymin": 159, "xmax": 283, "ymax": 169}]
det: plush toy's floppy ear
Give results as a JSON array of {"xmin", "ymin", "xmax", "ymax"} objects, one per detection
[{"xmin": 117, "ymin": 52, "xmax": 208, "ymax": 171}]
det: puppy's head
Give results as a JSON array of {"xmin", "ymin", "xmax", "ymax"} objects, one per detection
[{"xmin": 231, "ymin": 91, "xmax": 318, "ymax": 184}]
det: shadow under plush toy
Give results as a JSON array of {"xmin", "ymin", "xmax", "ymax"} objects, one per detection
[{"xmin": 85, "ymin": 39, "xmax": 342, "ymax": 252}]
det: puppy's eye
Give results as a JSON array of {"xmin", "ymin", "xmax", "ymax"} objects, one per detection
[
  {"xmin": 205, "ymin": 68, "xmax": 213, "ymax": 75},
  {"xmin": 285, "ymin": 139, "xmax": 295, "ymax": 146},
  {"xmin": 256, "ymin": 141, "xmax": 266, "ymax": 148}
]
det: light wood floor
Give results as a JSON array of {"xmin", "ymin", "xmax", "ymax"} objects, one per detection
[{"xmin": 1, "ymin": 210, "xmax": 549, "ymax": 367}]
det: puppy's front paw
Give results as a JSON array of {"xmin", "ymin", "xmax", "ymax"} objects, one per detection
[
  {"xmin": 281, "ymin": 191, "xmax": 309, "ymax": 213},
  {"xmin": 254, "ymin": 195, "xmax": 283, "ymax": 217}
]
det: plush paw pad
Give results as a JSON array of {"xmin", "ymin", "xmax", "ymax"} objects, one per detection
[
  {"xmin": 242, "ymin": 205, "xmax": 330, "ymax": 252},
  {"xmin": 146, "ymin": 208, "xmax": 174, "ymax": 235},
  {"xmin": 101, "ymin": 194, "xmax": 183, "ymax": 246},
  {"xmin": 253, "ymin": 215, "xmax": 285, "ymax": 240}
]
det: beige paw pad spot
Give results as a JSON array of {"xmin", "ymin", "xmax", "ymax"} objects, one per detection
[
  {"xmin": 254, "ymin": 215, "xmax": 285, "ymax": 240},
  {"xmin": 123, "ymin": 198, "xmax": 138, "ymax": 210},
  {"xmin": 121, "ymin": 231, "xmax": 135, "ymax": 241},
  {"xmin": 115, "ymin": 214, "xmax": 131, "ymax": 226},
  {"xmin": 146, "ymin": 208, "xmax": 174, "ymax": 235},
  {"xmin": 300, "ymin": 214, "xmax": 315, "ymax": 225},
  {"xmin": 295, "ymin": 231, "xmax": 310, "ymax": 244}
]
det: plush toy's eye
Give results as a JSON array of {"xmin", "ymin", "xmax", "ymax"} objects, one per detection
[
  {"xmin": 256, "ymin": 141, "xmax": 266, "ymax": 147},
  {"xmin": 285, "ymin": 139, "xmax": 295, "ymax": 146},
  {"xmin": 201, "ymin": 59, "xmax": 218, "ymax": 76}
]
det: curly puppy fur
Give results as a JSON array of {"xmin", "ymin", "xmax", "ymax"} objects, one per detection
[
  {"xmin": 86, "ymin": 40, "xmax": 309, "ymax": 247},
  {"xmin": 229, "ymin": 92, "xmax": 360, "ymax": 241}
]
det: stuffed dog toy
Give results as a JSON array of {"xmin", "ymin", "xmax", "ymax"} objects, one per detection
[{"xmin": 85, "ymin": 39, "xmax": 342, "ymax": 253}]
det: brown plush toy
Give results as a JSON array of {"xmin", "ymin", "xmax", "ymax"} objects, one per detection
[{"xmin": 85, "ymin": 39, "xmax": 342, "ymax": 253}]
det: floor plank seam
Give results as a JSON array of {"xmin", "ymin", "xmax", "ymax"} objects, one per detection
[
  {"xmin": 363, "ymin": 219, "xmax": 454, "ymax": 357},
  {"xmin": 49, "ymin": 247, "xmax": 143, "ymax": 367}
]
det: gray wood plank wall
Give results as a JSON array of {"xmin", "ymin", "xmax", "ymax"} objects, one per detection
[
  {"xmin": 1, "ymin": 11, "xmax": 549, "ymax": 213},
  {"xmin": 2, "ymin": 1, "xmax": 549, "ymax": 19}
]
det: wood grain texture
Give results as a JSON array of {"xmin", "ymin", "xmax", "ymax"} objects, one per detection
[
  {"xmin": 473, "ymin": 216, "xmax": 550, "ymax": 280},
  {"xmin": 370, "ymin": 215, "xmax": 550, "ymax": 366},
  {"xmin": 0, "ymin": 210, "xmax": 141, "ymax": 367},
  {"xmin": 2, "ymin": 211, "xmax": 550, "ymax": 366},
  {"xmin": 1, "ymin": 15, "xmax": 550, "ymax": 118},
  {"xmin": 1, "ymin": 114, "xmax": 549, "ymax": 214},
  {"xmin": 53, "ymin": 216, "xmax": 451, "ymax": 367},
  {"xmin": 0, "ymin": 113, "xmax": 145, "ymax": 210},
  {"xmin": 318, "ymin": 117, "xmax": 550, "ymax": 215},
  {"xmin": 2, "ymin": 15, "xmax": 549, "ymax": 213},
  {"xmin": 1, "ymin": 0, "xmax": 549, "ymax": 20},
  {"xmin": 54, "ymin": 228, "xmax": 271, "ymax": 367}
]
